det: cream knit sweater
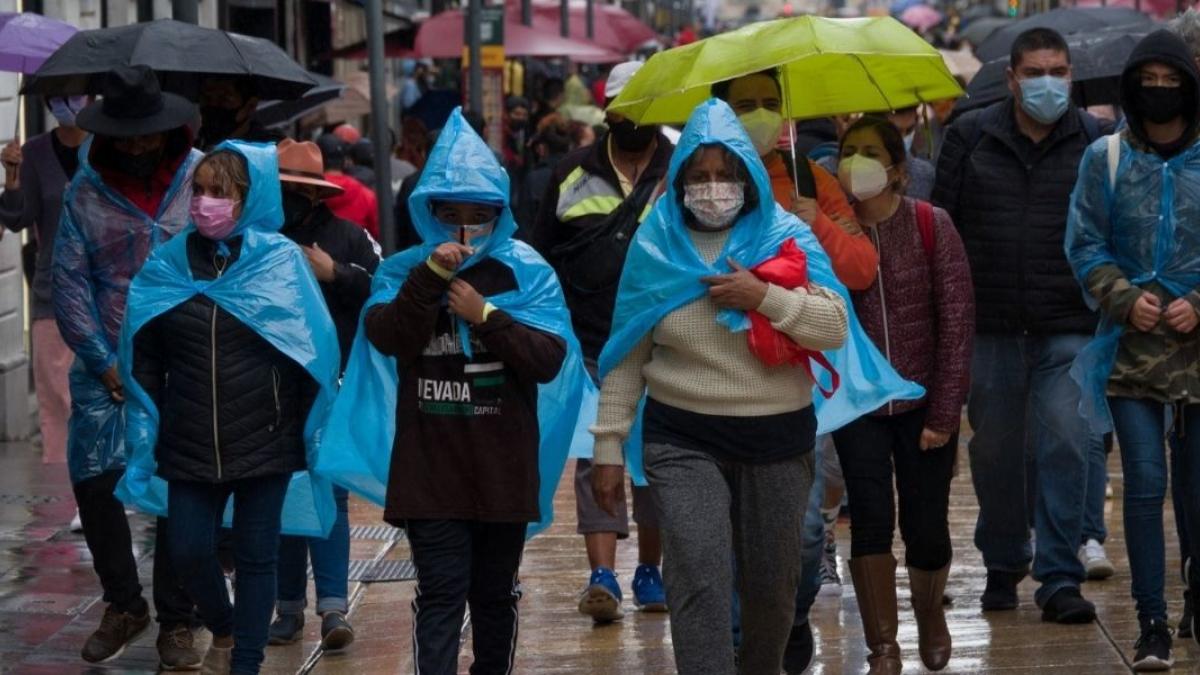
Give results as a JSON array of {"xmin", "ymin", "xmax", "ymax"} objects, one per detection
[{"xmin": 591, "ymin": 229, "xmax": 849, "ymax": 466}]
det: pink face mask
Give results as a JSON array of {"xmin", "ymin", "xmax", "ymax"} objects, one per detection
[{"xmin": 190, "ymin": 195, "xmax": 240, "ymax": 241}]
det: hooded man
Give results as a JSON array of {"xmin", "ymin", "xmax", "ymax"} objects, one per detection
[
  {"xmin": 529, "ymin": 61, "xmax": 673, "ymax": 623},
  {"xmin": 52, "ymin": 64, "xmax": 203, "ymax": 670},
  {"xmin": 1065, "ymin": 29, "xmax": 1200, "ymax": 671},
  {"xmin": 315, "ymin": 108, "xmax": 587, "ymax": 673}
]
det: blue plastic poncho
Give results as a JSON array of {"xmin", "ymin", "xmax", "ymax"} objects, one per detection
[
  {"xmin": 316, "ymin": 109, "xmax": 588, "ymax": 538},
  {"xmin": 53, "ymin": 136, "xmax": 201, "ymax": 485},
  {"xmin": 114, "ymin": 141, "xmax": 340, "ymax": 538},
  {"xmin": 1065, "ymin": 134, "xmax": 1200, "ymax": 433},
  {"xmin": 599, "ymin": 99, "xmax": 925, "ymax": 482}
]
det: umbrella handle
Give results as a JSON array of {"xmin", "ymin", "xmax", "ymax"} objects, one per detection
[{"xmin": 781, "ymin": 71, "xmax": 802, "ymax": 201}]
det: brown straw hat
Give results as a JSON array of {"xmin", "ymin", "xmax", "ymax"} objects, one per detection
[{"xmin": 276, "ymin": 138, "xmax": 344, "ymax": 199}]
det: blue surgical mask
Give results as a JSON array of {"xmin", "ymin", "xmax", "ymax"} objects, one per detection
[
  {"xmin": 48, "ymin": 95, "xmax": 87, "ymax": 128},
  {"xmin": 1018, "ymin": 75, "xmax": 1071, "ymax": 125}
]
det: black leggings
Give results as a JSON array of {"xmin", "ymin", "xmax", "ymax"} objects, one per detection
[{"xmin": 832, "ymin": 408, "xmax": 956, "ymax": 571}]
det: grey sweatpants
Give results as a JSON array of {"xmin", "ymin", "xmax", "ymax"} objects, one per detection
[{"xmin": 644, "ymin": 442, "xmax": 814, "ymax": 675}]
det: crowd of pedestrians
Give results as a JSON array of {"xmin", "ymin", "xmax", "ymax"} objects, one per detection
[{"xmin": 8, "ymin": 14, "xmax": 1200, "ymax": 675}]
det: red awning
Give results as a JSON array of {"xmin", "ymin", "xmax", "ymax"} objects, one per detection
[
  {"xmin": 521, "ymin": 0, "xmax": 657, "ymax": 54},
  {"xmin": 414, "ymin": 9, "xmax": 623, "ymax": 61}
]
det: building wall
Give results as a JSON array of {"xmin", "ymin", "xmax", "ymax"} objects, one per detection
[{"xmin": 0, "ymin": 0, "xmax": 26, "ymax": 440}]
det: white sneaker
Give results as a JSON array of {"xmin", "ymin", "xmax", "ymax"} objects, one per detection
[
  {"xmin": 1079, "ymin": 538, "xmax": 1115, "ymax": 580},
  {"xmin": 70, "ymin": 509, "xmax": 83, "ymax": 533}
]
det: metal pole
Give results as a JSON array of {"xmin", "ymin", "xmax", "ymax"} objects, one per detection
[
  {"xmin": 467, "ymin": 0, "xmax": 483, "ymax": 116},
  {"xmin": 586, "ymin": 0, "xmax": 594, "ymax": 39},
  {"xmin": 560, "ymin": 0, "xmax": 569, "ymax": 37},
  {"xmin": 365, "ymin": 0, "xmax": 397, "ymax": 255},
  {"xmin": 172, "ymin": 0, "xmax": 198, "ymax": 23},
  {"xmin": 521, "ymin": 0, "xmax": 532, "ymax": 26}
]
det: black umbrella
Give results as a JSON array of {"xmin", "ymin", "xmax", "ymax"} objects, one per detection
[
  {"xmin": 255, "ymin": 74, "xmax": 347, "ymax": 129},
  {"xmin": 23, "ymin": 19, "xmax": 316, "ymax": 100},
  {"xmin": 961, "ymin": 17, "xmax": 1012, "ymax": 48},
  {"xmin": 974, "ymin": 7, "xmax": 1155, "ymax": 62},
  {"xmin": 953, "ymin": 27, "xmax": 1150, "ymax": 119}
]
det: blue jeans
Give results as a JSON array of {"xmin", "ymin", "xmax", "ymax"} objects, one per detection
[
  {"xmin": 793, "ymin": 435, "xmax": 829, "ymax": 627},
  {"xmin": 277, "ymin": 487, "xmax": 350, "ymax": 615},
  {"xmin": 1110, "ymin": 398, "xmax": 1200, "ymax": 625},
  {"xmin": 1081, "ymin": 434, "xmax": 1109, "ymax": 543},
  {"xmin": 167, "ymin": 474, "xmax": 290, "ymax": 675},
  {"xmin": 967, "ymin": 333, "xmax": 1094, "ymax": 607}
]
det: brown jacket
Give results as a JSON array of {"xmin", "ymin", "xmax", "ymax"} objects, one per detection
[{"xmin": 364, "ymin": 259, "xmax": 566, "ymax": 525}]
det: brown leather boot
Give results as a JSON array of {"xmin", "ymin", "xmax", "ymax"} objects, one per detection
[
  {"xmin": 909, "ymin": 564, "xmax": 952, "ymax": 671},
  {"xmin": 849, "ymin": 554, "xmax": 902, "ymax": 675}
]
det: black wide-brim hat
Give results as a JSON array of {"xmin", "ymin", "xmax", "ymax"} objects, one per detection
[{"xmin": 77, "ymin": 64, "xmax": 197, "ymax": 138}]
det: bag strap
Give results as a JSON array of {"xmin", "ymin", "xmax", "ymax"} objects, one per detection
[
  {"xmin": 550, "ymin": 172, "xmax": 658, "ymax": 260},
  {"xmin": 915, "ymin": 199, "xmax": 936, "ymax": 262},
  {"xmin": 802, "ymin": 351, "xmax": 840, "ymax": 399},
  {"xmin": 1106, "ymin": 133, "xmax": 1121, "ymax": 189}
]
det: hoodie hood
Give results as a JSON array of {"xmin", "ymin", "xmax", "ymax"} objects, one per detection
[
  {"xmin": 660, "ymin": 98, "xmax": 776, "ymax": 258},
  {"xmin": 408, "ymin": 107, "xmax": 514, "ymax": 265},
  {"xmin": 1120, "ymin": 29, "xmax": 1200, "ymax": 152},
  {"xmin": 204, "ymin": 140, "xmax": 286, "ymax": 240}
]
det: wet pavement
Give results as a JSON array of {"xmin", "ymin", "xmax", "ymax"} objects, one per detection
[{"xmin": 0, "ymin": 433, "xmax": 1187, "ymax": 674}]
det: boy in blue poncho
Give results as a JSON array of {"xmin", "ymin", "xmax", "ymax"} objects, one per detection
[
  {"xmin": 351, "ymin": 109, "xmax": 574, "ymax": 673},
  {"xmin": 120, "ymin": 140, "xmax": 340, "ymax": 675}
]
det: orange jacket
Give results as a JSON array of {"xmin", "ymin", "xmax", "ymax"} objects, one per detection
[{"xmin": 765, "ymin": 153, "xmax": 878, "ymax": 291}]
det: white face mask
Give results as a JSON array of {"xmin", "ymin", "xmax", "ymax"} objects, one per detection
[
  {"xmin": 739, "ymin": 108, "xmax": 785, "ymax": 156},
  {"xmin": 837, "ymin": 154, "xmax": 893, "ymax": 201},
  {"xmin": 684, "ymin": 181, "xmax": 745, "ymax": 231}
]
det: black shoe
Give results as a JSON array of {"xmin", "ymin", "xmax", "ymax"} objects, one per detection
[
  {"xmin": 1132, "ymin": 620, "xmax": 1173, "ymax": 672},
  {"xmin": 782, "ymin": 621, "xmax": 814, "ymax": 674},
  {"xmin": 268, "ymin": 612, "xmax": 304, "ymax": 646},
  {"xmin": 980, "ymin": 570, "xmax": 1020, "ymax": 611},
  {"xmin": 1039, "ymin": 587, "xmax": 1096, "ymax": 624},
  {"xmin": 156, "ymin": 624, "xmax": 201, "ymax": 671},
  {"xmin": 81, "ymin": 602, "xmax": 151, "ymax": 664},
  {"xmin": 320, "ymin": 612, "xmax": 355, "ymax": 652}
]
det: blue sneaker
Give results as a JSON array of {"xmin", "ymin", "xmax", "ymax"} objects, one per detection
[
  {"xmin": 578, "ymin": 567, "xmax": 624, "ymax": 623},
  {"xmin": 632, "ymin": 564, "xmax": 668, "ymax": 612}
]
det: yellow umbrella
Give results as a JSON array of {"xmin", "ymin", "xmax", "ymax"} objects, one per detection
[{"xmin": 609, "ymin": 16, "xmax": 964, "ymax": 124}]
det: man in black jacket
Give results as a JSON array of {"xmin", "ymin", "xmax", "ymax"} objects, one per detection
[
  {"xmin": 269, "ymin": 139, "xmax": 380, "ymax": 650},
  {"xmin": 933, "ymin": 27, "xmax": 1108, "ymax": 624},
  {"xmin": 529, "ymin": 62, "xmax": 673, "ymax": 623}
]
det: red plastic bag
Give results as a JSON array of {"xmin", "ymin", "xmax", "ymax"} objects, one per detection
[{"xmin": 747, "ymin": 239, "xmax": 840, "ymax": 398}]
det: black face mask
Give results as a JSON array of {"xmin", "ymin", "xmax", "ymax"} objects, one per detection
[
  {"xmin": 1137, "ymin": 86, "xmax": 1186, "ymax": 125},
  {"xmin": 110, "ymin": 147, "xmax": 162, "ymax": 179},
  {"xmin": 282, "ymin": 190, "xmax": 318, "ymax": 229},
  {"xmin": 609, "ymin": 119, "xmax": 657, "ymax": 152},
  {"xmin": 199, "ymin": 105, "xmax": 244, "ymax": 146}
]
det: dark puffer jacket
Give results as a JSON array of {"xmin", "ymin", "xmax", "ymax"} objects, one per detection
[
  {"xmin": 853, "ymin": 198, "xmax": 975, "ymax": 434},
  {"xmin": 932, "ymin": 99, "xmax": 1107, "ymax": 335},
  {"xmin": 133, "ymin": 232, "xmax": 317, "ymax": 483},
  {"xmin": 280, "ymin": 204, "xmax": 380, "ymax": 371}
]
